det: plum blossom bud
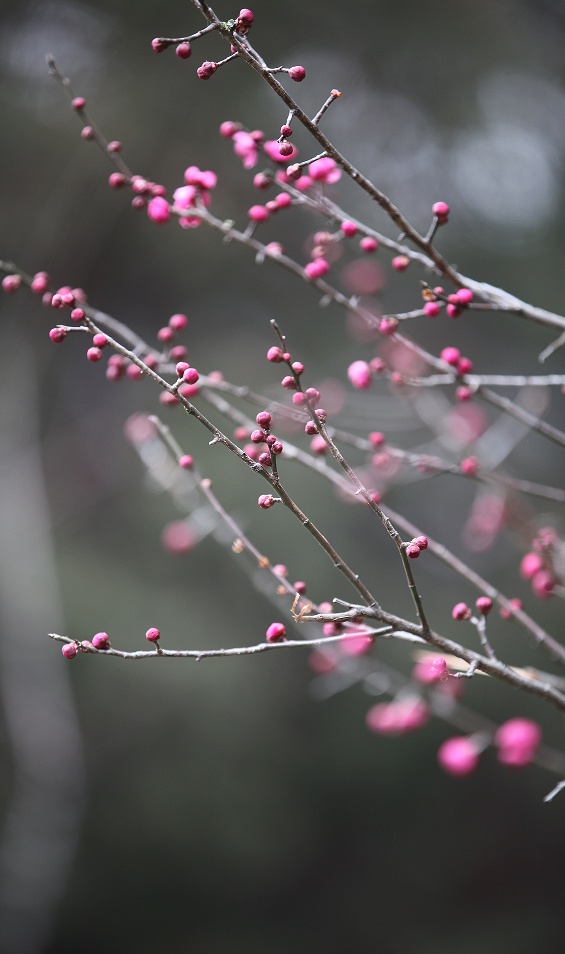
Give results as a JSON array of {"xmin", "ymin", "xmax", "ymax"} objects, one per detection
[
  {"xmin": 452, "ymin": 602, "xmax": 471, "ymax": 620},
  {"xmin": 266, "ymin": 622, "xmax": 286, "ymax": 642},
  {"xmin": 438, "ymin": 737, "xmax": 480, "ymax": 776},
  {"xmin": 197, "ymin": 61, "xmax": 217, "ymax": 80},
  {"xmin": 347, "ymin": 360, "xmax": 372, "ymax": 390},
  {"xmin": 147, "ymin": 197, "xmax": 171, "ymax": 223}
]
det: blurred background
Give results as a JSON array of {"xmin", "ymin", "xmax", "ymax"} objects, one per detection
[{"xmin": 2, "ymin": 0, "xmax": 565, "ymax": 951}]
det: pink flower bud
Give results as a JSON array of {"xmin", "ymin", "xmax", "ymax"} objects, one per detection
[
  {"xmin": 460, "ymin": 456, "xmax": 478, "ymax": 476},
  {"xmin": 197, "ymin": 61, "xmax": 217, "ymax": 80},
  {"xmin": 256, "ymin": 411, "xmax": 272, "ymax": 430},
  {"xmin": 92, "ymin": 632, "xmax": 110, "ymax": 650},
  {"xmin": 266, "ymin": 622, "xmax": 286, "ymax": 642},
  {"xmin": 359, "ymin": 236, "xmax": 378, "ymax": 253},
  {"xmin": 438, "ymin": 737, "xmax": 479, "ymax": 776},
  {"xmin": 31, "ymin": 271, "xmax": 50, "ymax": 294},
  {"xmin": 248, "ymin": 204, "xmax": 270, "ymax": 222},
  {"xmin": 2, "ymin": 275, "xmax": 21, "ymax": 293},
  {"xmin": 441, "ymin": 346, "xmax": 460, "ymax": 366},
  {"xmin": 347, "ymin": 360, "xmax": 372, "ymax": 390},
  {"xmin": 147, "ymin": 197, "xmax": 171, "ymax": 223},
  {"xmin": 520, "ymin": 552, "xmax": 544, "ymax": 580},
  {"xmin": 452, "ymin": 602, "xmax": 471, "ymax": 620},
  {"xmin": 175, "ymin": 42, "xmax": 192, "ymax": 59},
  {"xmin": 278, "ymin": 140, "xmax": 294, "ymax": 157},
  {"xmin": 183, "ymin": 367, "xmax": 200, "ymax": 385},
  {"xmin": 432, "ymin": 201, "xmax": 450, "ymax": 218},
  {"xmin": 379, "ymin": 317, "xmax": 397, "ymax": 335},
  {"xmin": 304, "ymin": 259, "xmax": 330, "ymax": 280},
  {"xmin": 289, "ymin": 65, "xmax": 306, "ymax": 82},
  {"xmin": 341, "ymin": 220, "xmax": 357, "ymax": 237},
  {"xmin": 391, "ymin": 255, "xmax": 410, "ymax": 271},
  {"xmin": 258, "ymin": 494, "xmax": 275, "ymax": 509},
  {"xmin": 476, "ymin": 596, "xmax": 493, "ymax": 615},
  {"xmin": 531, "ymin": 568, "xmax": 556, "ymax": 598},
  {"xmin": 495, "ymin": 718, "xmax": 541, "ymax": 767},
  {"xmin": 220, "ymin": 121, "xmax": 240, "ymax": 138},
  {"xmin": 456, "ymin": 287, "xmax": 473, "ymax": 305}
]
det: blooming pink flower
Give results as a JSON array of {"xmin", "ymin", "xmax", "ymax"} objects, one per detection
[
  {"xmin": 308, "ymin": 157, "xmax": 341, "ymax": 183},
  {"xmin": 232, "ymin": 130, "xmax": 259, "ymax": 169}
]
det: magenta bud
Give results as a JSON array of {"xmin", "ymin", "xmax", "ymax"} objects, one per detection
[
  {"xmin": 452, "ymin": 602, "xmax": 471, "ymax": 620},
  {"xmin": 256, "ymin": 411, "xmax": 272, "ymax": 430},
  {"xmin": 266, "ymin": 622, "xmax": 286, "ymax": 642}
]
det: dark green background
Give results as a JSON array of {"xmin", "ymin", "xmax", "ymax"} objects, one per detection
[{"xmin": 1, "ymin": 1, "xmax": 565, "ymax": 951}]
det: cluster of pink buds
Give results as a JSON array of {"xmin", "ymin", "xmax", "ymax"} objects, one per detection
[
  {"xmin": 107, "ymin": 170, "xmax": 168, "ymax": 212},
  {"xmin": 48, "ymin": 283, "xmax": 87, "ymax": 313},
  {"xmin": 437, "ymin": 716, "xmax": 542, "ymax": 776},
  {"xmin": 520, "ymin": 527, "xmax": 560, "ymax": 599},
  {"xmin": 452, "ymin": 595, "xmax": 493, "ymax": 621},
  {"xmin": 405, "ymin": 535, "xmax": 428, "ymax": 559},
  {"xmin": 171, "ymin": 166, "xmax": 217, "ymax": 228},
  {"xmin": 152, "ymin": 10, "xmax": 255, "ymax": 79},
  {"xmin": 440, "ymin": 346, "xmax": 473, "ymax": 376},
  {"xmin": 61, "ymin": 630, "xmax": 111, "ymax": 658},
  {"xmin": 422, "ymin": 283, "xmax": 473, "ymax": 319},
  {"xmin": 248, "ymin": 410, "xmax": 283, "ymax": 468}
]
